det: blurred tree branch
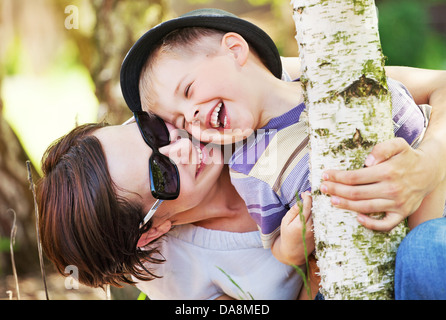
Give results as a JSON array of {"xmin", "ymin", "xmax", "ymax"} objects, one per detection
[
  {"xmin": 56, "ymin": 0, "xmax": 171, "ymax": 124},
  {"xmin": 0, "ymin": 0, "xmax": 40, "ymax": 281}
]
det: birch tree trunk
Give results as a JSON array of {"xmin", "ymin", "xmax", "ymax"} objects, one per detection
[{"xmin": 291, "ymin": 0, "xmax": 408, "ymax": 299}]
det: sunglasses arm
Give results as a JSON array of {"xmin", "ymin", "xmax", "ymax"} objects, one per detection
[{"xmin": 139, "ymin": 199, "xmax": 164, "ymax": 229}]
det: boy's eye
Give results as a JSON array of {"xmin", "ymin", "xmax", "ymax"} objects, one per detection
[{"xmin": 184, "ymin": 83, "xmax": 192, "ymax": 98}]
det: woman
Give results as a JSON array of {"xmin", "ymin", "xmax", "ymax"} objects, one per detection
[
  {"xmin": 38, "ymin": 59, "xmax": 446, "ymax": 300},
  {"xmin": 37, "ymin": 115, "xmax": 310, "ymax": 299},
  {"xmin": 37, "ymin": 107, "xmax": 445, "ymax": 300},
  {"xmin": 39, "ymin": 7, "xmax": 446, "ymax": 299}
]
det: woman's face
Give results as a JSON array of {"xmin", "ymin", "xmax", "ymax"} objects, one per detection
[{"xmin": 92, "ymin": 121, "xmax": 224, "ymax": 225}]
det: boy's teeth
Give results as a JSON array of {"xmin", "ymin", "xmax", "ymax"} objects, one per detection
[{"xmin": 210, "ymin": 102, "xmax": 223, "ymax": 128}]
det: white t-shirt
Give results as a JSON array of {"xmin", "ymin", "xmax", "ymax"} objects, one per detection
[{"xmin": 135, "ymin": 224, "xmax": 303, "ymax": 300}]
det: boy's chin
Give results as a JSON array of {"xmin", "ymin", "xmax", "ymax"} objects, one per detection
[{"xmin": 199, "ymin": 128, "xmax": 255, "ymax": 145}]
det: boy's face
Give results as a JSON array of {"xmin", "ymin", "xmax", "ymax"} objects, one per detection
[{"xmin": 144, "ymin": 34, "xmax": 264, "ymax": 145}]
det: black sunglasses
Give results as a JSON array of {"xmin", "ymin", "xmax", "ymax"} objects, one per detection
[{"xmin": 133, "ymin": 111, "xmax": 180, "ymax": 201}]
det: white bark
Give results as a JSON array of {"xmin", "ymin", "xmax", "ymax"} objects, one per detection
[{"xmin": 291, "ymin": 0, "xmax": 408, "ymax": 299}]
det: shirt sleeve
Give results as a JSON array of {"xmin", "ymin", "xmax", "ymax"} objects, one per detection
[
  {"xmin": 229, "ymin": 171, "xmax": 288, "ymax": 249},
  {"xmin": 388, "ymin": 77, "xmax": 429, "ymax": 147}
]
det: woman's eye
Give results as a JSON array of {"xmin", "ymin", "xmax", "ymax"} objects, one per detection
[{"xmin": 175, "ymin": 117, "xmax": 185, "ymax": 130}]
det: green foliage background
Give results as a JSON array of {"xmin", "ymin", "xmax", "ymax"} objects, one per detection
[
  {"xmin": 377, "ymin": 0, "xmax": 446, "ymax": 69},
  {"xmin": 2, "ymin": 0, "xmax": 445, "ymax": 171}
]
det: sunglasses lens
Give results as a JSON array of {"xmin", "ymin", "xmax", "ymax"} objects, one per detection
[
  {"xmin": 136, "ymin": 112, "xmax": 170, "ymax": 148},
  {"xmin": 150, "ymin": 154, "xmax": 179, "ymax": 200},
  {"xmin": 134, "ymin": 111, "xmax": 180, "ymax": 200}
]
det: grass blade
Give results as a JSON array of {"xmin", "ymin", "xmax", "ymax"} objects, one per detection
[
  {"xmin": 7, "ymin": 209, "xmax": 20, "ymax": 300},
  {"xmin": 216, "ymin": 266, "xmax": 254, "ymax": 300},
  {"xmin": 26, "ymin": 160, "xmax": 49, "ymax": 300}
]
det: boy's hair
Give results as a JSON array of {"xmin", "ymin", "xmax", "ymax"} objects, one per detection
[{"xmin": 37, "ymin": 123, "xmax": 165, "ymax": 288}]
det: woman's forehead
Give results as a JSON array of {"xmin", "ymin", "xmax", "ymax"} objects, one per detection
[{"xmin": 93, "ymin": 124, "xmax": 153, "ymax": 199}]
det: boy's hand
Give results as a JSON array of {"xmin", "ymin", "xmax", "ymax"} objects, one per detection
[{"xmin": 277, "ymin": 191, "xmax": 315, "ymax": 265}]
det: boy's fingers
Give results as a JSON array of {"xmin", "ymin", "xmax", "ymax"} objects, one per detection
[
  {"xmin": 305, "ymin": 216, "xmax": 314, "ymax": 231},
  {"xmin": 283, "ymin": 191, "xmax": 312, "ymax": 226},
  {"xmin": 282, "ymin": 201, "xmax": 302, "ymax": 225},
  {"xmin": 301, "ymin": 191, "xmax": 313, "ymax": 222}
]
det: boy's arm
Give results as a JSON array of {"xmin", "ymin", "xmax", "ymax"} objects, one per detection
[{"xmin": 271, "ymin": 192, "xmax": 314, "ymax": 265}]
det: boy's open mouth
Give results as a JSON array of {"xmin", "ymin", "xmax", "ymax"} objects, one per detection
[{"xmin": 210, "ymin": 101, "xmax": 228, "ymax": 129}]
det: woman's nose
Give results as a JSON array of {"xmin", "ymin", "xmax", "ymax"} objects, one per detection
[
  {"xmin": 169, "ymin": 127, "xmax": 190, "ymax": 143},
  {"xmin": 159, "ymin": 137, "xmax": 192, "ymax": 165}
]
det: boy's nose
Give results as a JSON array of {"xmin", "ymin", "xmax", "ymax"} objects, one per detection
[{"xmin": 185, "ymin": 106, "xmax": 200, "ymax": 125}]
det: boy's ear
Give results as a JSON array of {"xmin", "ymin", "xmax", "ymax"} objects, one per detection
[
  {"xmin": 221, "ymin": 32, "xmax": 249, "ymax": 66},
  {"xmin": 137, "ymin": 220, "xmax": 172, "ymax": 248}
]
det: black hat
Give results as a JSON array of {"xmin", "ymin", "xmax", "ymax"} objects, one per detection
[{"xmin": 120, "ymin": 8, "xmax": 282, "ymax": 113}]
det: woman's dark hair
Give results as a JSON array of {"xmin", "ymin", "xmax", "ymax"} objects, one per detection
[{"xmin": 36, "ymin": 123, "xmax": 164, "ymax": 288}]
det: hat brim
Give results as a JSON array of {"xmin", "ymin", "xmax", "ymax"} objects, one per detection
[{"xmin": 120, "ymin": 9, "xmax": 282, "ymax": 113}]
